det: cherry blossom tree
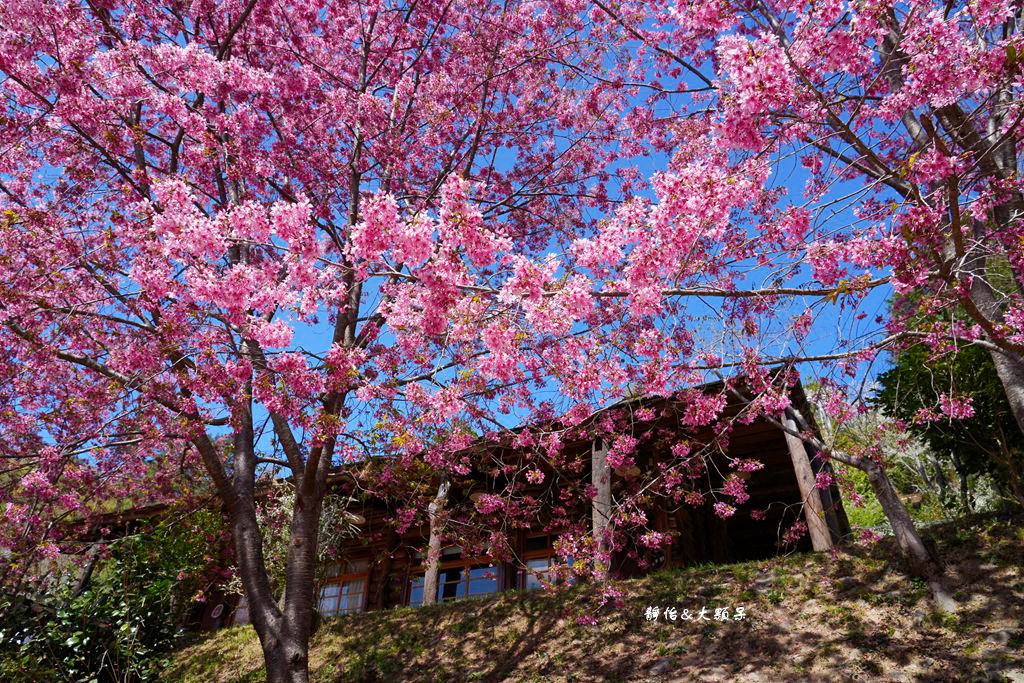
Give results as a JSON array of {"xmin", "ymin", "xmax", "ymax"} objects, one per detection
[
  {"xmin": 568, "ymin": 0, "xmax": 1024, "ymax": 608},
  {"xmin": 0, "ymin": 1, "xmax": 633, "ymax": 679},
  {"xmin": 603, "ymin": 0, "xmax": 1023, "ymax": 429},
  {"xmin": 4, "ymin": 0, "xmax": 1023, "ymax": 677}
]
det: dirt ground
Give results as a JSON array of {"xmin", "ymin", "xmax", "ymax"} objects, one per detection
[{"xmin": 166, "ymin": 512, "xmax": 1024, "ymax": 682}]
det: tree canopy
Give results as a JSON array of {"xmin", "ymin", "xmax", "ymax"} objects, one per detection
[{"xmin": 2, "ymin": 0, "xmax": 1023, "ymax": 679}]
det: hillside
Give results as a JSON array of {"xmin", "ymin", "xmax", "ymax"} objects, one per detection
[{"xmin": 165, "ymin": 513, "xmax": 1024, "ymax": 682}]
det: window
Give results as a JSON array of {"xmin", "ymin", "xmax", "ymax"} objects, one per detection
[
  {"xmin": 317, "ymin": 558, "xmax": 369, "ymax": 617},
  {"xmin": 231, "ymin": 559, "xmax": 370, "ymax": 624},
  {"xmin": 520, "ymin": 533, "xmax": 574, "ymax": 590},
  {"xmin": 523, "ymin": 556, "xmax": 554, "ymax": 590},
  {"xmin": 407, "ymin": 547, "xmax": 500, "ymax": 606}
]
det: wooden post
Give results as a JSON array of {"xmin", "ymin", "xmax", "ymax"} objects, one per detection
[
  {"xmin": 591, "ymin": 437, "xmax": 611, "ymax": 579},
  {"xmin": 421, "ymin": 477, "xmax": 450, "ymax": 604},
  {"xmin": 782, "ymin": 418, "xmax": 832, "ymax": 551},
  {"xmin": 808, "ymin": 453, "xmax": 845, "ymax": 544},
  {"xmin": 370, "ymin": 542, "xmax": 394, "ymax": 610},
  {"xmin": 673, "ymin": 507, "xmax": 697, "ymax": 565}
]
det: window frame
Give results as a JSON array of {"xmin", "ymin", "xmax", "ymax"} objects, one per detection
[
  {"xmin": 520, "ymin": 532, "xmax": 573, "ymax": 590},
  {"xmin": 406, "ymin": 547, "xmax": 502, "ymax": 606},
  {"xmin": 317, "ymin": 557, "xmax": 370, "ymax": 617}
]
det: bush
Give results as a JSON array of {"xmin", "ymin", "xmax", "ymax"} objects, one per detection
[{"xmin": 0, "ymin": 508, "xmax": 228, "ymax": 682}]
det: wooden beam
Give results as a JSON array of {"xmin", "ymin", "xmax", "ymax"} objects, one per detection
[
  {"xmin": 805, "ymin": 443, "xmax": 851, "ymax": 543},
  {"xmin": 421, "ymin": 477, "xmax": 450, "ymax": 605},
  {"xmin": 592, "ymin": 437, "xmax": 611, "ymax": 579},
  {"xmin": 782, "ymin": 418, "xmax": 832, "ymax": 551}
]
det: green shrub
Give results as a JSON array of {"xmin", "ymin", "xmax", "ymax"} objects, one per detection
[{"xmin": 0, "ymin": 508, "xmax": 227, "ymax": 682}]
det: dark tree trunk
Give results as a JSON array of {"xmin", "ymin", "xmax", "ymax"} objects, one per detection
[
  {"xmin": 232, "ymin": 488, "xmax": 324, "ymax": 683},
  {"xmin": 227, "ymin": 457, "xmax": 325, "ymax": 683},
  {"xmin": 991, "ymin": 435, "xmax": 1024, "ymax": 507},
  {"xmin": 864, "ymin": 460, "xmax": 956, "ymax": 612},
  {"xmin": 261, "ymin": 633, "xmax": 311, "ymax": 683},
  {"xmin": 70, "ymin": 549, "xmax": 100, "ymax": 599}
]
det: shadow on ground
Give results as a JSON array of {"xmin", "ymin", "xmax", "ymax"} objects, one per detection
[{"xmin": 165, "ymin": 511, "xmax": 1024, "ymax": 682}]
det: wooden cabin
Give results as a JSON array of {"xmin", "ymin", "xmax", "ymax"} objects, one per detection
[{"xmin": 218, "ymin": 378, "xmax": 850, "ymax": 627}]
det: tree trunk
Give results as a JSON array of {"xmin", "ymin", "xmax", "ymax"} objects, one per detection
[
  {"xmin": 591, "ymin": 437, "xmax": 611, "ymax": 579},
  {"xmin": 863, "ymin": 460, "xmax": 957, "ymax": 612},
  {"xmin": 237, "ymin": 494, "xmax": 323, "ymax": 683},
  {"xmin": 931, "ymin": 454, "xmax": 950, "ymax": 509},
  {"xmin": 949, "ymin": 451, "xmax": 972, "ymax": 512},
  {"xmin": 991, "ymin": 437, "xmax": 1024, "ymax": 507},
  {"xmin": 261, "ymin": 632, "xmax": 312, "ymax": 683},
  {"xmin": 229, "ymin": 471, "xmax": 324, "ymax": 682},
  {"xmin": 966, "ymin": 249, "xmax": 1024, "ymax": 439},
  {"xmin": 1004, "ymin": 456, "xmax": 1024, "ymax": 507},
  {"xmin": 421, "ymin": 477, "xmax": 450, "ymax": 605},
  {"xmin": 766, "ymin": 406, "xmax": 955, "ymax": 612},
  {"xmin": 987, "ymin": 348, "xmax": 1024, "ymax": 441},
  {"xmin": 70, "ymin": 548, "xmax": 100, "ymax": 599}
]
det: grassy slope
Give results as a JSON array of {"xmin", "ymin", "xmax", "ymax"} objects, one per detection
[{"xmin": 165, "ymin": 514, "xmax": 1024, "ymax": 682}]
